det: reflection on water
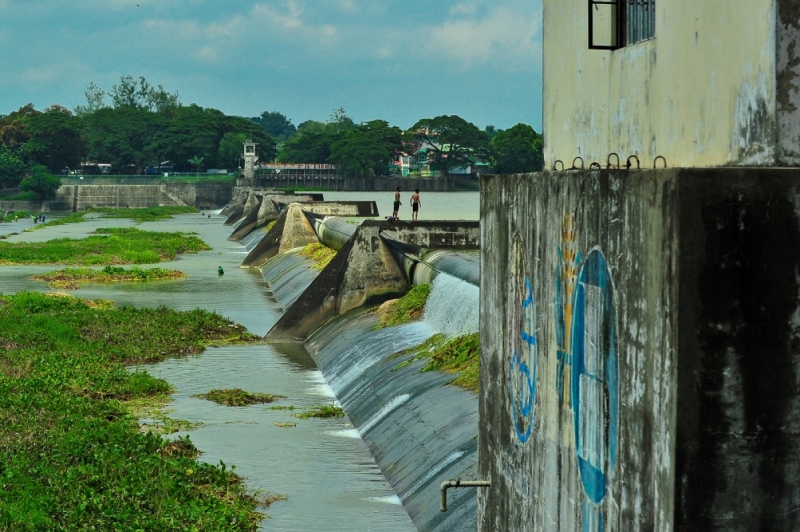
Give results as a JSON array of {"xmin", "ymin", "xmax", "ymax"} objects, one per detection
[{"xmin": 0, "ymin": 211, "xmax": 414, "ymax": 531}]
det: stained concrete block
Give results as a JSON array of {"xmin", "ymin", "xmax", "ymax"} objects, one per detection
[{"xmin": 479, "ymin": 168, "xmax": 800, "ymax": 531}]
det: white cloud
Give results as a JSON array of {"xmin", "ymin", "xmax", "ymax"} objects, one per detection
[
  {"xmin": 450, "ymin": 3, "xmax": 477, "ymax": 16},
  {"xmin": 427, "ymin": 6, "xmax": 540, "ymax": 68}
]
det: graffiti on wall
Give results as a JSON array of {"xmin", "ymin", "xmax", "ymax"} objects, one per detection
[
  {"xmin": 509, "ymin": 233, "xmax": 537, "ymax": 444},
  {"xmin": 507, "ymin": 217, "xmax": 620, "ymax": 530},
  {"xmin": 571, "ymin": 249, "xmax": 619, "ymax": 505}
]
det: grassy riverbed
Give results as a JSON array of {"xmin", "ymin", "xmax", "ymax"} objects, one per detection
[
  {"xmin": 0, "ymin": 227, "xmax": 210, "ymax": 265},
  {"xmin": 0, "ymin": 291, "xmax": 266, "ymax": 530},
  {"xmin": 31, "ymin": 265, "xmax": 186, "ymax": 289}
]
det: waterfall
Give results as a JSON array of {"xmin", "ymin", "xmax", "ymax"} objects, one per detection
[
  {"xmin": 423, "ymin": 273, "xmax": 480, "ymax": 337},
  {"xmin": 304, "ymin": 274, "xmax": 479, "ymax": 531}
]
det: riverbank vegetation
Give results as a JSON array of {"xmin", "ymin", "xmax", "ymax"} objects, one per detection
[
  {"xmin": 1, "ymin": 77, "xmax": 541, "ymax": 187},
  {"xmin": 26, "ymin": 206, "xmax": 199, "ymax": 231},
  {"xmin": 31, "ymin": 265, "xmax": 186, "ymax": 289},
  {"xmin": 0, "ymin": 227, "xmax": 210, "ymax": 265},
  {"xmin": 299, "ymin": 242, "xmax": 337, "ymax": 271},
  {"xmin": 0, "ymin": 291, "xmax": 267, "ymax": 529}
]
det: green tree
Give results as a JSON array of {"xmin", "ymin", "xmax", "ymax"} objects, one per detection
[
  {"xmin": 328, "ymin": 128, "xmax": 389, "ymax": 176},
  {"xmin": 407, "ymin": 115, "xmax": 491, "ymax": 177},
  {"xmin": 218, "ymin": 132, "xmax": 248, "ymax": 170},
  {"xmin": 19, "ymin": 165, "xmax": 62, "ymax": 200},
  {"xmin": 278, "ymin": 129, "xmax": 332, "ymax": 163},
  {"xmin": 0, "ymin": 104, "xmax": 38, "ymax": 156},
  {"xmin": 0, "ymin": 147, "xmax": 26, "ymax": 188},
  {"xmin": 252, "ymin": 111, "xmax": 296, "ymax": 141},
  {"xmin": 21, "ymin": 105, "xmax": 85, "ymax": 173},
  {"xmin": 491, "ymin": 123, "xmax": 543, "ymax": 174}
]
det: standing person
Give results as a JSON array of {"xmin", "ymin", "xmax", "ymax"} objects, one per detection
[
  {"xmin": 393, "ymin": 186, "xmax": 402, "ymax": 219},
  {"xmin": 410, "ymin": 189, "xmax": 421, "ymax": 221}
]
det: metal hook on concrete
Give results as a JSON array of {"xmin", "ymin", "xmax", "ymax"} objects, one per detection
[
  {"xmin": 440, "ymin": 479, "xmax": 491, "ymax": 512},
  {"xmin": 572, "ymin": 156, "xmax": 584, "ymax": 169},
  {"xmin": 626, "ymin": 155, "xmax": 640, "ymax": 169},
  {"xmin": 589, "ymin": 161, "xmax": 601, "ymax": 169},
  {"xmin": 607, "ymin": 152, "xmax": 620, "ymax": 168},
  {"xmin": 653, "ymin": 155, "xmax": 667, "ymax": 169},
  {"xmin": 553, "ymin": 160, "xmax": 564, "ymax": 171}
]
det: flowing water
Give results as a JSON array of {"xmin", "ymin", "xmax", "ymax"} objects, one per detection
[{"xmin": 0, "ymin": 190, "xmax": 480, "ymax": 530}]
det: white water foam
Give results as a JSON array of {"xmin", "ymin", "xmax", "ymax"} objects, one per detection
[
  {"xmin": 366, "ymin": 495, "xmax": 404, "ymax": 506},
  {"xmin": 422, "ymin": 274, "xmax": 479, "ymax": 337},
  {"xmin": 359, "ymin": 394, "xmax": 411, "ymax": 434}
]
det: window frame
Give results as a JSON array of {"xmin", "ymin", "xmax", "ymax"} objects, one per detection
[{"xmin": 588, "ymin": 0, "xmax": 655, "ymax": 50}]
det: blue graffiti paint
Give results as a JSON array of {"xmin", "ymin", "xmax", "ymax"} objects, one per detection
[
  {"xmin": 570, "ymin": 249, "xmax": 618, "ymax": 505},
  {"xmin": 510, "ymin": 276, "xmax": 537, "ymax": 443}
]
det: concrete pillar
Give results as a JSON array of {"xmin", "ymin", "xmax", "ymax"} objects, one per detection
[{"xmin": 479, "ymin": 168, "xmax": 800, "ymax": 531}]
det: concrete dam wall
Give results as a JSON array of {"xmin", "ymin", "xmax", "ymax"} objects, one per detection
[
  {"xmin": 242, "ymin": 201, "xmax": 482, "ymax": 530},
  {"xmin": 479, "ymin": 168, "xmax": 800, "ymax": 531}
]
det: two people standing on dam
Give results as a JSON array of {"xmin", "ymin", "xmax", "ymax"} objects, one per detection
[{"xmin": 390, "ymin": 187, "xmax": 421, "ymax": 221}]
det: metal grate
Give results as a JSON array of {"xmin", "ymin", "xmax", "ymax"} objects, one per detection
[{"xmin": 626, "ymin": 0, "xmax": 655, "ymax": 45}]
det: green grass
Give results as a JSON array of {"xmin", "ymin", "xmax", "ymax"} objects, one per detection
[
  {"xmin": 298, "ymin": 242, "xmax": 337, "ymax": 271},
  {"xmin": 31, "ymin": 265, "xmax": 186, "ymax": 289},
  {"xmin": 1, "ymin": 211, "xmax": 35, "ymax": 223},
  {"xmin": 0, "ymin": 227, "xmax": 211, "ymax": 265},
  {"xmin": 0, "ymin": 291, "xmax": 266, "ymax": 530},
  {"xmin": 295, "ymin": 404, "xmax": 345, "ymax": 419},
  {"xmin": 390, "ymin": 332, "xmax": 480, "ymax": 392},
  {"xmin": 375, "ymin": 284, "xmax": 431, "ymax": 328},
  {"xmin": 195, "ymin": 389, "xmax": 286, "ymax": 407}
]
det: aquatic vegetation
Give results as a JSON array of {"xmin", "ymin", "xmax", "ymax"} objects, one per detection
[
  {"xmin": 196, "ymin": 388, "xmax": 286, "ymax": 407},
  {"xmin": 375, "ymin": 284, "xmax": 431, "ymax": 328},
  {"xmin": 295, "ymin": 404, "xmax": 345, "ymax": 419},
  {"xmin": 0, "ymin": 291, "xmax": 265, "ymax": 530},
  {"xmin": 0, "ymin": 227, "xmax": 211, "ymax": 265},
  {"xmin": 31, "ymin": 265, "xmax": 186, "ymax": 289},
  {"xmin": 273, "ymin": 422, "xmax": 297, "ymax": 428},
  {"xmin": 298, "ymin": 242, "xmax": 337, "ymax": 271}
]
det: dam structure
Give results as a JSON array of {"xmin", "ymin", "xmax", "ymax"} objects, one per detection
[{"xmin": 221, "ymin": 192, "xmax": 482, "ymax": 530}]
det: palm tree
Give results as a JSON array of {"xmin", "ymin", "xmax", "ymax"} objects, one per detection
[{"xmin": 188, "ymin": 155, "xmax": 204, "ymax": 177}]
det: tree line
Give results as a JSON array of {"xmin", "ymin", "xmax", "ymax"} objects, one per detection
[{"xmin": 0, "ymin": 76, "xmax": 543, "ymax": 193}]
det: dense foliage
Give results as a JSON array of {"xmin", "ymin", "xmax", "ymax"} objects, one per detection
[
  {"xmin": 0, "ymin": 291, "xmax": 264, "ymax": 529},
  {"xmin": 0, "ymin": 75, "xmax": 544, "ymax": 187}
]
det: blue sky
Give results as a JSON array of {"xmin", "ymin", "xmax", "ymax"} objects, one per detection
[{"xmin": 0, "ymin": 0, "xmax": 542, "ymax": 131}]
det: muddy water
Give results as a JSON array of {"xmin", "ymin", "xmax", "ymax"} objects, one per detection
[{"xmin": 0, "ymin": 212, "xmax": 414, "ymax": 531}]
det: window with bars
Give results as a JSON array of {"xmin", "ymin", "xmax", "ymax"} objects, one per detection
[{"xmin": 589, "ymin": 0, "xmax": 655, "ymax": 50}]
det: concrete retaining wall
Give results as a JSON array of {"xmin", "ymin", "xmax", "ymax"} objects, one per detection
[
  {"xmin": 0, "ymin": 183, "xmax": 233, "ymax": 213},
  {"xmin": 479, "ymin": 168, "xmax": 800, "ymax": 531}
]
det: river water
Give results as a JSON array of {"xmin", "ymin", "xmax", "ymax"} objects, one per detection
[{"xmin": 0, "ymin": 190, "xmax": 479, "ymax": 531}]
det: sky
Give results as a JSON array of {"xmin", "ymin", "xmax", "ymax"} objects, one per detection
[{"xmin": 0, "ymin": 0, "xmax": 542, "ymax": 132}]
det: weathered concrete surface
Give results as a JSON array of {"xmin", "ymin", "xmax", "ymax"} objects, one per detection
[
  {"xmin": 225, "ymin": 191, "xmax": 260, "ymax": 226},
  {"xmin": 543, "ymin": 0, "xmax": 800, "ymax": 167},
  {"xmin": 42, "ymin": 183, "xmax": 233, "ymax": 211},
  {"xmin": 480, "ymin": 168, "xmax": 800, "ymax": 531},
  {"xmin": 266, "ymin": 221, "xmax": 408, "ymax": 340},
  {"xmin": 380, "ymin": 220, "xmax": 480, "ymax": 248}
]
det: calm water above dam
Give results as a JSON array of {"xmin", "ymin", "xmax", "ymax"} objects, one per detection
[{"xmin": 0, "ymin": 190, "xmax": 479, "ymax": 531}]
